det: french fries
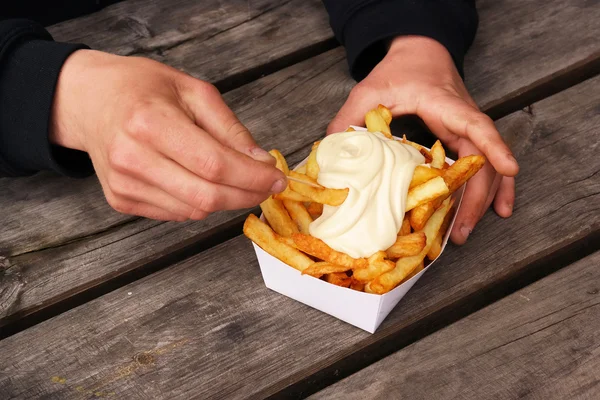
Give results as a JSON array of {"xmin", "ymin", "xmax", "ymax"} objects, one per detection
[
  {"xmin": 283, "ymin": 200, "xmax": 313, "ymax": 234},
  {"xmin": 243, "ymin": 214, "xmax": 312, "ymax": 271},
  {"xmin": 367, "ymin": 197, "xmax": 453, "ymax": 294},
  {"xmin": 288, "ymin": 171, "xmax": 348, "ymax": 206},
  {"xmin": 406, "ymin": 176, "xmax": 449, "ymax": 211},
  {"xmin": 385, "ymin": 232, "xmax": 426, "ymax": 259},
  {"xmin": 306, "ymin": 141, "xmax": 320, "ymax": 180},
  {"xmin": 243, "ymin": 105, "xmax": 486, "ymax": 295},
  {"xmin": 409, "ymin": 165, "xmax": 443, "ymax": 190},
  {"xmin": 430, "ymin": 140, "xmax": 446, "ymax": 169},
  {"xmin": 260, "ymin": 196, "xmax": 298, "ymax": 237},
  {"xmin": 292, "ymin": 233, "xmax": 368, "ymax": 269}
]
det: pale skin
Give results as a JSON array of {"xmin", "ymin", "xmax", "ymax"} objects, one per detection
[{"xmin": 50, "ymin": 35, "xmax": 518, "ymax": 244}]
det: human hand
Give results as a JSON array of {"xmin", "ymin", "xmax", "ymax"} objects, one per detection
[
  {"xmin": 50, "ymin": 50, "xmax": 286, "ymax": 221},
  {"xmin": 328, "ymin": 36, "xmax": 519, "ymax": 244}
]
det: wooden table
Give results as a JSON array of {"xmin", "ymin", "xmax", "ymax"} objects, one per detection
[{"xmin": 0, "ymin": 1, "xmax": 599, "ymax": 399}]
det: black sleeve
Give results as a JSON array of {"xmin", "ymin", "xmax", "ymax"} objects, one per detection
[
  {"xmin": 322, "ymin": 0, "xmax": 478, "ymax": 81},
  {"xmin": 0, "ymin": 19, "xmax": 94, "ymax": 178}
]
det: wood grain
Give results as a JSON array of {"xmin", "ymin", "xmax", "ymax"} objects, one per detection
[
  {"xmin": 49, "ymin": 0, "xmax": 334, "ymax": 87},
  {"xmin": 1, "ymin": 0, "xmax": 600, "ymax": 328},
  {"xmin": 310, "ymin": 252, "xmax": 600, "ymax": 400},
  {"xmin": 0, "ymin": 75, "xmax": 598, "ymax": 399}
]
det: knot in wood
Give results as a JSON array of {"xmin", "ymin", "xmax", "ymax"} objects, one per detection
[
  {"xmin": 587, "ymin": 288, "xmax": 598, "ymax": 295},
  {"xmin": 134, "ymin": 352, "xmax": 155, "ymax": 365}
]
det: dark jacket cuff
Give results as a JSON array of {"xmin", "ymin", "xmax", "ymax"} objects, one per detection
[
  {"xmin": 0, "ymin": 21, "xmax": 93, "ymax": 178},
  {"xmin": 334, "ymin": 0, "xmax": 478, "ymax": 81}
]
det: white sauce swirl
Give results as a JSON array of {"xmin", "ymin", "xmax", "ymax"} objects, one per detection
[{"xmin": 308, "ymin": 130, "xmax": 425, "ymax": 258}]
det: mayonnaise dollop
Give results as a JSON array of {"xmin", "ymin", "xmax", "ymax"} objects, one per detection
[{"xmin": 308, "ymin": 130, "xmax": 425, "ymax": 258}]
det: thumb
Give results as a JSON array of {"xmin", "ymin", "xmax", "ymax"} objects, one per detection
[
  {"xmin": 327, "ymin": 87, "xmax": 376, "ymax": 135},
  {"xmin": 180, "ymin": 79, "xmax": 275, "ymax": 165}
]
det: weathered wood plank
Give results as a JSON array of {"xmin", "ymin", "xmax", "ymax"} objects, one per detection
[
  {"xmin": 310, "ymin": 252, "xmax": 600, "ymax": 400},
  {"xmin": 0, "ymin": 75, "xmax": 598, "ymax": 399},
  {"xmin": 2, "ymin": 0, "xmax": 600, "ymax": 328},
  {"xmin": 49, "ymin": 0, "xmax": 335, "ymax": 88}
]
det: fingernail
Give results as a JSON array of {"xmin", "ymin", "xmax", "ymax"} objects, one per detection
[
  {"xmin": 250, "ymin": 147, "xmax": 275, "ymax": 163},
  {"xmin": 460, "ymin": 225, "xmax": 472, "ymax": 240},
  {"xmin": 270, "ymin": 178, "xmax": 287, "ymax": 193}
]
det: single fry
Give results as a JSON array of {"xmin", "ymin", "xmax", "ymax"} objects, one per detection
[
  {"xmin": 443, "ymin": 155, "xmax": 486, "ymax": 193},
  {"xmin": 269, "ymin": 149, "xmax": 290, "ymax": 175},
  {"xmin": 292, "ymin": 233, "xmax": 368, "ymax": 269},
  {"xmin": 295, "ymin": 164, "xmax": 307, "ymax": 174},
  {"xmin": 426, "ymin": 232, "xmax": 443, "ymax": 260},
  {"xmin": 306, "ymin": 142, "xmax": 320, "ymax": 180},
  {"xmin": 288, "ymin": 171, "xmax": 348, "ymax": 206},
  {"xmin": 409, "ymin": 165, "xmax": 443, "ymax": 190},
  {"xmin": 306, "ymin": 202, "xmax": 324, "ymax": 219},
  {"xmin": 406, "ymin": 176, "xmax": 449, "ymax": 211},
  {"xmin": 403, "ymin": 260, "xmax": 425, "ymax": 283},
  {"xmin": 365, "ymin": 109, "xmax": 392, "ymax": 139},
  {"xmin": 302, "ymin": 262, "xmax": 351, "ymax": 278},
  {"xmin": 430, "ymin": 140, "xmax": 446, "ymax": 169},
  {"xmin": 409, "ymin": 202, "xmax": 435, "ymax": 231},
  {"xmin": 345, "ymin": 127, "xmax": 356, "ymax": 132},
  {"xmin": 350, "ymin": 279, "xmax": 365, "ymax": 292},
  {"xmin": 367, "ymin": 197, "xmax": 453, "ymax": 294},
  {"xmin": 427, "ymin": 205, "xmax": 453, "ymax": 260},
  {"xmin": 282, "ymin": 200, "xmax": 313, "ymax": 234},
  {"xmin": 274, "ymin": 187, "xmax": 312, "ymax": 203},
  {"xmin": 260, "ymin": 196, "xmax": 298, "ymax": 237},
  {"xmin": 385, "ymin": 232, "xmax": 426, "ymax": 259},
  {"xmin": 399, "ymin": 215, "xmax": 412, "ymax": 236},
  {"xmin": 324, "ymin": 272, "xmax": 352, "ymax": 288},
  {"xmin": 243, "ymin": 214, "xmax": 312, "ymax": 271},
  {"xmin": 352, "ymin": 251, "xmax": 395, "ymax": 283},
  {"xmin": 377, "ymin": 104, "xmax": 393, "ymax": 125}
]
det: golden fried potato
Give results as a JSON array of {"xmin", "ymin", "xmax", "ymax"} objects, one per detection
[
  {"xmin": 406, "ymin": 176, "xmax": 449, "ymax": 211},
  {"xmin": 443, "ymin": 155, "xmax": 486, "ymax": 193},
  {"xmin": 352, "ymin": 251, "xmax": 395, "ymax": 283},
  {"xmin": 302, "ymin": 262, "xmax": 351, "ymax": 278},
  {"xmin": 366, "ymin": 197, "xmax": 453, "ymax": 294},
  {"xmin": 365, "ymin": 109, "xmax": 392, "ymax": 139},
  {"xmin": 260, "ymin": 196, "xmax": 298, "ymax": 237},
  {"xmin": 409, "ymin": 202, "xmax": 435, "ymax": 231},
  {"xmin": 292, "ymin": 233, "xmax": 368, "ymax": 269},
  {"xmin": 288, "ymin": 171, "xmax": 348, "ymax": 206},
  {"xmin": 385, "ymin": 232, "xmax": 427, "ymax": 259},
  {"xmin": 306, "ymin": 202, "xmax": 324, "ymax": 219},
  {"xmin": 269, "ymin": 149, "xmax": 289, "ymax": 175},
  {"xmin": 282, "ymin": 200, "xmax": 313, "ymax": 235},
  {"xmin": 409, "ymin": 165, "xmax": 443, "ymax": 190},
  {"xmin": 243, "ymin": 214, "xmax": 312, "ymax": 271},
  {"xmin": 377, "ymin": 104, "xmax": 393, "ymax": 125},
  {"xmin": 430, "ymin": 140, "xmax": 446, "ymax": 169},
  {"xmin": 398, "ymin": 215, "xmax": 412, "ymax": 236},
  {"xmin": 306, "ymin": 142, "xmax": 320, "ymax": 180},
  {"xmin": 324, "ymin": 272, "xmax": 352, "ymax": 288}
]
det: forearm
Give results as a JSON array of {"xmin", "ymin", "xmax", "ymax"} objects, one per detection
[
  {"xmin": 0, "ymin": 18, "xmax": 93, "ymax": 177},
  {"xmin": 322, "ymin": 0, "xmax": 478, "ymax": 81}
]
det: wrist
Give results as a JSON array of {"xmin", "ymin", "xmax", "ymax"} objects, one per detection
[
  {"xmin": 387, "ymin": 35, "xmax": 454, "ymax": 64},
  {"xmin": 49, "ymin": 49, "xmax": 107, "ymax": 152}
]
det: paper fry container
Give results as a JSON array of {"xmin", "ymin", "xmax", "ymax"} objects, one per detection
[{"xmin": 251, "ymin": 135, "xmax": 464, "ymax": 333}]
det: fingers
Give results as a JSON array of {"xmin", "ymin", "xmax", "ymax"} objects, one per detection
[
  {"xmin": 494, "ymin": 176, "xmax": 515, "ymax": 218},
  {"xmin": 179, "ymin": 80, "xmax": 276, "ymax": 165},
  {"xmin": 125, "ymin": 104, "xmax": 286, "ymax": 194},
  {"xmin": 327, "ymin": 86, "xmax": 375, "ymax": 135},
  {"xmin": 109, "ymin": 140, "xmax": 274, "ymax": 212},
  {"xmin": 439, "ymin": 98, "xmax": 519, "ymax": 177},
  {"xmin": 450, "ymin": 141, "xmax": 498, "ymax": 245}
]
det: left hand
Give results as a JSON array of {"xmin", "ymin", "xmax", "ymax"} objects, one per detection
[{"xmin": 328, "ymin": 36, "xmax": 519, "ymax": 245}]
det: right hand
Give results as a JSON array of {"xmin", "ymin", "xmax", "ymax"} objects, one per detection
[{"xmin": 50, "ymin": 50, "xmax": 286, "ymax": 221}]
